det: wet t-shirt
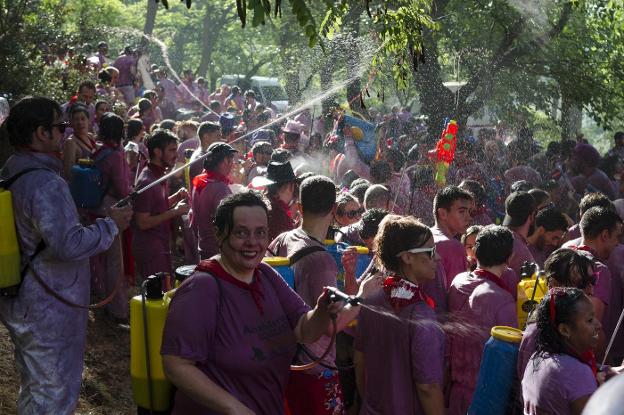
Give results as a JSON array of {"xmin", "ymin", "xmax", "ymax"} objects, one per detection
[
  {"xmin": 269, "ymin": 228, "xmax": 339, "ymax": 375},
  {"xmin": 517, "ymin": 321, "xmax": 538, "ymax": 380},
  {"xmin": 355, "ymin": 290, "xmax": 444, "ymax": 415},
  {"xmin": 508, "ymin": 230, "xmax": 535, "ymax": 278},
  {"xmin": 132, "ymin": 166, "xmax": 171, "ymax": 258},
  {"xmin": 191, "ymin": 180, "xmax": 231, "ymax": 259},
  {"xmin": 431, "ymin": 225, "xmax": 467, "ymax": 287},
  {"xmin": 606, "ymin": 244, "xmax": 624, "ymax": 358},
  {"xmin": 522, "ymin": 353, "xmax": 597, "ymax": 415},
  {"xmin": 161, "ymin": 262, "xmax": 309, "ymax": 415}
]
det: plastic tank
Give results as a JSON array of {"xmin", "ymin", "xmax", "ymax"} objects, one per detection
[
  {"xmin": 174, "ymin": 264, "xmax": 196, "ymax": 288},
  {"xmin": 517, "ymin": 263, "xmax": 547, "ymax": 329},
  {"xmin": 469, "ymin": 326, "xmax": 523, "ymax": 415},
  {"xmin": 325, "ymin": 241, "xmax": 370, "ymax": 289},
  {"xmin": 130, "ymin": 274, "xmax": 174, "ymax": 412},
  {"xmin": 69, "ymin": 159, "xmax": 102, "ymax": 209},
  {"xmin": 262, "ymin": 257, "xmax": 294, "ymax": 289},
  {"xmin": 0, "ymin": 188, "xmax": 20, "ymax": 290}
]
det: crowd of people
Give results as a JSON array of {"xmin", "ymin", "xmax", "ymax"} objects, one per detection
[{"xmin": 3, "ymin": 49, "xmax": 624, "ymax": 414}]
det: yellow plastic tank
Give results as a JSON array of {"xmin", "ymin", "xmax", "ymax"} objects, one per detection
[
  {"xmin": 517, "ymin": 272, "xmax": 547, "ymax": 329},
  {"xmin": 130, "ymin": 275, "xmax": 175, "ymax": 412},
  {"xmin": 263, "ymin": 257, "xmax": 294, "ymax": 288},
  {"xmin": 0, "ymin": 188, "xmax": 21, "ymax": 289}
]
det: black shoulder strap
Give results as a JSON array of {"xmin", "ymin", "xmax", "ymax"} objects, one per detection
[
  {"xmin": 288, "ymin": 245, "xmax": 327, "ymax": 266},
  {"xmin": 1, "ymin": 167, "xmax": 49, "ymax": 190}
]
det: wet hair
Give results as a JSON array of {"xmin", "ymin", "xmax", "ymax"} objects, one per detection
[
  {"xmin": 349, "ymin": 178, "xmax": 370, "ymax": 190},
  {"xmin": 510, "ymin": 180, "xmax": 533, "ymax": 193},
  {"xmin": 271, "ymin": 148, "xmax": 291, "ymax": 163},
  {"xmin": 284, "ymin": 131, "xmax": 300, "ymax": 144},
  {"xmin": 340, "ymin": 170, "xmax": 359, "ymax": 189},
  {"xmin": 69, "ymin": 103, "xmax": 89, "ymax": 119},
  {"xmin": 615, "ymin": 131, "xmax": 624, "ymax": 144},
  {"xmin": 336, "ymin": 193, "xmax": 359, "ymax": 216},
  {"xmin": 544, "ymin": 248, "xmax": 596, "ymax": 289},
  {"xmin": 534, "ymin": 288, "xmax": 590, "ymax": 361},
  {"xmin": 5, "ymin": 96, "xmax": 62, "ymax": 147},
  {"xmin": 580, "ymin": 206, "xmax": 623, "ymax": 239},
  {"xmin": 433, "ymin": 186, "xmax": 474, "ymax": 220},
  {"xmin": 407, "ymin": 144, "xmax": 420, "ymax": 163},
  {"xmin": 98, "ymin": 68, "xmax": 112, "ymax": 84},
  {"xmin": 146, "ymin": 128, "xmax": 177, "ymax": 158},
  {"xmin": 159, "ymin": 119, "xmax": 176, "ymax": 131},
  {"xmin": 461, "ymin": 225, "xmax": 483, "ymax": 245},
  {"xmin": 535, "ymin": 207, "xmax": 568, "ymax": 233},
  {"xmin": 209, "ymin": 100, "xmax": 221, "ymax": 111},
  {"xmin": 244, "ymin": 90, "xmax": 256, "ymax": 99},
  {"xmin": 411, "ymin": 165, "xmax": 434, "ymax": 190},
  {"xmin": 359, "ymin": 208, "xmax": 389, "ymax": 241},
  {"xmin": 579, "ymin": 192, "xmax": 614, "ymax": 216},
  {"xmin": 143, "ymin": 90, "xmax": 158, "ymax": 101},
  {"xmin": 138, "ymin": 98, "xmax": 152, "ymax": 115},
  {"xmin": 529, "ymin": 188, "xmax": 550, "ymax": 207},
  {"xmin": 99, "ymin": 112, "xmax": 124, "ymax": 144},
  {"xmin": 350, "ymin": 183, "xmax": 370, "ymax": 205},
  {"xmin": 198, "ymin": 121, "xmax": 220, "ymax": 138},
  {"xmin": 600, "ymin": 155, "xmax": 621, "ymax": 180},
  {"xmin": 364, "ymin": 184, "xmax": 390, "ymax": 210},
  {"xmin": 385, "ymin": 148, "xmax": 405, "ymax": 173},
  {"xmin": 214, "ymin": 190, "xmax": 269, "ymax": 245},
  {"xmin": 77, "ymin": 80, "xmax": 96, "ymax": 93},
  {"xmin": 374, "ymin": 215, "xmax": 432, "ymax": 273},
  {"xmin": 370, "ymin": 160, "xmax": 392, "ymax": 184},
  {"xmin": 95, "ymin": 100, "xmax": 109, "ymax": 113},
  {"xmin": 459, "ymin": 180, "xmax": 485, "ymax": 205},
  {"xmin": 251, "ymin": 141, "xmax": 273, "ymax": 157},
  {"xmin": 126, "ymin": 119, "xmax": 144, "ymax": 141},
  {"xmin": 300, "ymin": 175, "xmax": 336, "ymax": 216},
  {"xmin": 474, "ymin": 225, "xmax": 514, "ymax": 267}
]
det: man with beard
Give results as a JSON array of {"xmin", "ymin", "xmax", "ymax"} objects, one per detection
[
  {"xmin": 132, "ymin": 129, "xmax": 190, "ymax": 280},
  {"xmin": 503, "ymin": 191, "xmax": 537, "ymax": 278},
  {"xmin": 526, "ymin": 206, "xmax": 568, "ymax": 268}
]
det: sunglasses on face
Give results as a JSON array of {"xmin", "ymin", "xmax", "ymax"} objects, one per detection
[
  {"xmin": 51, "ymin": 121, "xmax": 70, "ymax": 134},
  {"xmin": 341, "ymin": 208, "xmax": 364, "ymax": 219},
  {"xmin": 396, "ymin": 245, "xmax": 437, "ymax": 259}
]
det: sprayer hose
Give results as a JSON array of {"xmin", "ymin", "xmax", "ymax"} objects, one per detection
[{"xmin": 290, "ymin": 317, "xmax": 338, "ymax": 371}]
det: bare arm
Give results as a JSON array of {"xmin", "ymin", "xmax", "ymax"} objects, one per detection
[
  {"xmin": 62, "ymin": 140, "xmax": 77, "ymax": 180},
  {"xmin": 162, "ymin": 355, "xmax": 254, "ymax": 415},
  {"xmin": 354, "ymin": 350, "xmax": 366, "ymax": 398},
  {"xmin": 294, "ymin": 289, "xmax": 341, "ymax": 344},
  {"xmin": 134, "ymin": 205, "xmax": 186, "ymax": 231},
  {"xmin": 415, "ymin": 383, "xmax": 445, "ymax": 415}
]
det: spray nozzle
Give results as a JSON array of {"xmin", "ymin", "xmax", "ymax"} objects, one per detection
[{"xmin": 326, "ymin": 287, "xmax": 362, "ymax": 306}]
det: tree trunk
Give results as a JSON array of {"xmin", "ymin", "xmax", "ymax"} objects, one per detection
[
  {"xmin": 344, "ymin": 6, "xmax": 364, "ymax": 114},
  {"xmin": 144, "ymin": 0, "xmax": 157, "ymax": 35},
  {"xmin": 560, "ymin": 93, "xmax": 582, "ymax": 140}
]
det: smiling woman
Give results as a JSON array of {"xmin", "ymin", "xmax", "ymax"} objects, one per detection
[
  {"xmin": 160, "ymin": 191, "xmax": 342, "ymax": 415},
  {"xmin": 522, "ymin": 288, "xmax": 601, "ymax": 415}
]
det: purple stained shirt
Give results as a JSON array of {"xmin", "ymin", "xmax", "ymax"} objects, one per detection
[
  {"xmin": 177, "ymin": 136, "xmax": 201, "ymax": 166},
  {"xmin": 158, "ymin": 77, "xmax": 178, "ymax": 104},
  {"xmin": 517, "ymin": 321, "xmax": 538, "ymax": 380},
  {"xmin": 355, "ymin": 290, "xmax": 444, "ymax": 415},
  {"xmin": 500, "ymin": 267, "xmax": 520, "ymax": 301},
  {"xmin": 606, "ymin": 244, "xmax": 624, "ymax": 358},
  {"xmin": 268, "ymin": 228, "xmax": 339, "ymax": 376},
  {"xmin": 528, "ymin": 243, "xmax": 548, "ymax": 269},
  {"xmin": 132, "ymin": 166, "xmax": 172, "ymax": 276},
  {"xmin": 571, "ymin": 168, "xmax": 617, "ymax": 200},
  {"xmin": 447, "ymin": 271, "xmax": 517, "ymax": 415},
  {"xmin": 431, "ymin": 225, "xmax": 468, "ymax": 287},
  {"xmin": 335, "ymin": 222, "xmax": 365, "ymax": 247},
  {"xmin": 504, "ymin": 165, "xmax": 543, "ymax": 189},
  {"xmin": 508, "ymin": 230, "xmax": 536, "ymax": 278},
  {"xmin": 522, "ymin": 353, "xmax": 597, "ymax": 415},
  {"xmin": 113, "ymin": 54, "xmax": 136, "ymax": 86},
  {"xmin": 161, "ymin": 263, "xmax": 310, "ymax": 415},
  {"xmin": 97, "ymin": 147, "xmax": 130, "ymax": 200},
  {"xmin": 191, "ymin": 180, "xmax": 232, "ymax": 259}
]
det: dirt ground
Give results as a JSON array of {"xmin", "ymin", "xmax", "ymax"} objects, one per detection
[{"xmin": 0, "ymin": 309, "xmax": 136, "ymax": 414}]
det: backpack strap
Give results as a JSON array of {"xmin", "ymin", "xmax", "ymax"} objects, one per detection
[
  {"xmin": 288, "ymin": 245, "xmax": 327, "ymax": 266},
  {"xmin": 0, "ymin": 167, "xmax": 49, "ymax": 190}
]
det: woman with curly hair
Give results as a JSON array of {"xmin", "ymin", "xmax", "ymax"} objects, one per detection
[{"xmin": 522, "ymin": 287, "xmax": 601, "ymax": 414}]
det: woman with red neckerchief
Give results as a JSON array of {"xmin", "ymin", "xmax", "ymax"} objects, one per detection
[
  {"xmin": 62, "ymin": 103, "xmax": 97, "ymax": 180},
  {"xmin": 354, "ymin": 215, "xmax": 445, "ymax": 415},
  {"xmin": 447, "ymin": 225, "xmax": 517, "ymax": 415},
  {"xmin": 522, "ymin": 288, "xmax": 606, "ymax": 414}
]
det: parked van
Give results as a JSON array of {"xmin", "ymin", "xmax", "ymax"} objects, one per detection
[{"xmin": 220, "ymin": 75, "xmax": 289, "ymax": 113}]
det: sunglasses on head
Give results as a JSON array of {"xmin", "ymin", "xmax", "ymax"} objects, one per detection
[
  {"xmin": 51, "ymin": 121, "xmax": 70, "ymax": 134},
  {"xmin": 396, "ymin": 245, "xmax": 437, "ymax": 259},
  {"xmin": 342, "ymin": 208, "xmax": 364, "ymax": 219}
]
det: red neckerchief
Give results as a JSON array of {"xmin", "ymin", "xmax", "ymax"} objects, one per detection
[
  {"xmin": 473, "ymin": 268, "xmax": 513, "ymax": 296},
  {"xmin": 574, "ymin": 244, "xmax": 597, "ymax": 257},
  {"xmin": 74, "ymin": 134, "xmax": 97, "ymax": 154},
  {"xmin": 383, "ymin": 276, "xmax": 435, "ymax": 312},
  {"xmin": 272, "ymin": 196, "xmax": 293, "ymax": 219},
  {"xmin": 195, "ymin": 259, "xmax": 265, "ymax": 315},
  {"xmin": 192, "ymin": 170, "xmax": 231, "ymax": 194}
]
